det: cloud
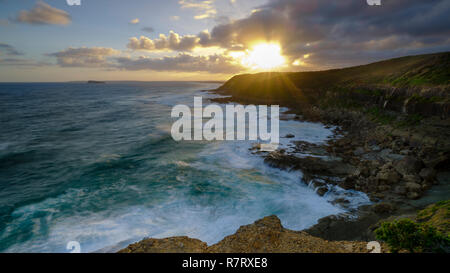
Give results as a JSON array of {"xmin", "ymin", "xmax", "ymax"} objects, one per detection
[
  {"xmin": 179, "ymin": 0, "xmax": 217, "ymax": 20},
  {"xmin": 47, "ymin": 46, "xmax": 243, "ymax": 73},
  {"xmin": 130, "ymin": 18, "xmax": 140, "ymax": 24},
  {"xmin": 0, "ymin": 58, "xmax": 49, "ymax": 67},
  {"xmin": 16, "ymin": 1, "xmax": 71, "ymax": 25},
  {"xmin": 127, "ymin": 31, "xmax": 200, "ymax": 52},
  {"xmin": 0, "ymin": 43, "xmax": 23, "ymax": 56},
  {"xmin": 142, "ymin": 27, "xmax": 154, "ymax": 33},
  {"xmin": 184, "ymin": 0, "xmax": 450, "ymax": 68},
  {"xmin": 48, "ymin": 47, "xmax": 120, "ymax": 67},
  {"xmin": 260, "ymin": 0, "xmax": 450, "ymax": 65},
  {"xmin": 116, "ymin": 53, "xmax": 244, "ymax": 73}
]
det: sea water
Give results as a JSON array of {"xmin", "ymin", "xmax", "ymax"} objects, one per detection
[{"xmin": 0, "ymin": 82, "xmax": 369, "ymax": 253}]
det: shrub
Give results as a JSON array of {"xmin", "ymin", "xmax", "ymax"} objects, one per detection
[{"xmin": 375, "ymin": 218, "xmax": 450, "ymax": 253}]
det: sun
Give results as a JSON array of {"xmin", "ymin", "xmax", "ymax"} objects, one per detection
[{"xmin": 231, "ymin": 43, "xmax": 286, "ymax": 70}]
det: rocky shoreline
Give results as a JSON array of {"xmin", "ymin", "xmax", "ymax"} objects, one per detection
[
  {"xmin": 209, "ymin": 92, "xmax": 449, "ymax": 242},
  {"xmin": 119, "ymin": 82, "xmax": 449, "ymax": 253}
]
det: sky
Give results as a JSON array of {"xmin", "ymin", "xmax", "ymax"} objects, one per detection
[{"xmin": 0, "ymin": 0, "xmax": 449, "ymax": 82}]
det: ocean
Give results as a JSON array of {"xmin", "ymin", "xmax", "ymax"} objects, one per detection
[{"xmin": 0, "ymin": 82, "xmax": 369, "ymax": 253}]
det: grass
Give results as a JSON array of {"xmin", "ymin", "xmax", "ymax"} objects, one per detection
[{"xmin": 366, "ymin": 106, "xmax": 396, "ymax": 125}]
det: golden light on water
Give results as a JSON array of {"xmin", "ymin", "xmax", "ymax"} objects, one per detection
[{"xmin": 230, "ymin": 43, "xmax": 286, "ymax": 70}]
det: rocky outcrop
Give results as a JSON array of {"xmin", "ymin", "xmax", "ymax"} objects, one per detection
[
  {"xmin": 118, "ymin": 237, "xmax": 207, "ymax": 253},
  {"xmin": 119, "ymin": 216, "xmax": 386, "ymax": 253},
  {"xmin": 263, "ymin": 152, "xmax": 354, "ymax": 177}
]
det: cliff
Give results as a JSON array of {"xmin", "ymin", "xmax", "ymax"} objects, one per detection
[{"xmin": 216, "ymin": 52, "xmax": 450, "ymax": 118}]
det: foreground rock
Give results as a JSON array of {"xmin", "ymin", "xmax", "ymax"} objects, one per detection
[{"xmin": 119, "ymin": 216, "xmax": 386, "ymax": 253}]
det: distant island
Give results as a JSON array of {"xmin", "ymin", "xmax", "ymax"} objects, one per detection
[{"xmin": 87, "ymin": 80, "xmax": 106, "ymax": 84}]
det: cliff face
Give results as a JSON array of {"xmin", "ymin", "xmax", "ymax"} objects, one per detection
[{"xmin": 216, "ymin": 52, "xmax": 450, "ymax": 118}]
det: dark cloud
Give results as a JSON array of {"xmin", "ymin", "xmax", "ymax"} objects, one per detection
[
  {"xmin": 116, "ymin": 53, "xmax": 244, "ymax": 73},
  {"xmin": 16, "ymin": 1, "xmax": 71, "ymax": 25},
  {"xmin": 250, "ymin": 0, "xmax": 450, "ymax": 67},
  {"xmin": 0, "ymin": 43, "xmax": 23, "ymax": 56},
  {"xmin": 129, "ymin": 0, "xmax": 450, "ymax": 69}
]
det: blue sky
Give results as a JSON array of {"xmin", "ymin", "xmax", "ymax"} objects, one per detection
[{"xmin": 0, "ymin": 0, "xmax": 449, "ymax": 82}]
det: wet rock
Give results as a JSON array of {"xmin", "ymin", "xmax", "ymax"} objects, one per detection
[
  {"xmin": 360, "ymin": 166, "xmax": 370, "ymax": 177},
  {"xmin": 377, "ymin": 185, "xmax": 391, "ymax": 192},
  {"xmin": 406, "ymin": 191, "xmax": 420, "ymax": 200},
  {"xmin": 310, "ymin": 180, "xmax": 326, "ymax": 188},
  {"xmin": 331, "ymin": 198, "xmax": 350, "ymax": 206},
  {"xmin": 340, "ymin": 176, "xmax": 356, "ymax": 190},
  {"xmin": 422, "ymin": 154, "xmax": 449, "ymax": 169},
  {"xmin": 284, "ymin": 134, "xmax": 295, "ymax": 138},
  {"xmin": 379, "ymin": 148, "xmax": 393, "ymax": 158},
  {"xmin": 370, "ymin": 144, "xmax": 381, "ymax": 152},
  {"xmin": 316, "ymin": 187, "xmax": 329, "ymax": 196},
  {"xmin": 264, "ymin": 153, "xmax": 354, "ymax": 177},
  {"xmin": 403, "ymin": 175, "xmax": 422, "ymax": 185},
  {"xmin": 372, "ymin": 203, "xmax": 396, "ymax": 214},
  {"xmin": 419, "ymin": 168, "xmax": 437, "ymax": 182},
  {"xmin": 393, "ymin": 185, "xmax": 407, "ymax": 196},
  {"xmin": 354, "ymin": 147, "xmax": 365, "ymax": 156},
  {"xmin": 376, "ymin": 169, "xmax": 400, "ymax": 185},
  {"xmin": 400, "ymin": 149, "xmax": 411, "ymax": 155},
  {"xmin": 393, "ymin": 156, "xmax": 424, "ymax": 176},
  {"xmin": 405, "ymin": 182, "xmax": 422, "ymax": 192}
]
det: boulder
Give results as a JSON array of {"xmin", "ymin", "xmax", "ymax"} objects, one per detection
[
  {"xmin": 316, "ymin": 187, "xmax": 329, "ymax": 196},
  {"xmin": 403, "ymin": 174, "xmax": 422, "ymax": 185},
  {"xmin": 419, "ymin": 168, "xmax": 437, "ymax": 182},
  {"xmin": 376, "ymin": 169, "xmax": 400, "ymax": 185},
  {"xmin": 393, "ymin": 185, "xmax": 407, "ymax": 195},
  {"xmin": 354, "ymin": 147, "xmax": 365, "ymax": 156},
  {"xmin": 407, "ymin": 191, "xmax": 420, "ymax": 200},
  {"xmin": 340, "ymin": 176, "xmax": 357, "ymax": 190},
  {"xmin": 331, "ymin": 198, "xmax": 350, "ymax": 206},
  {"xmin": 393, "ymin": 156, "xmax": 424, "ymax": 176},
  {"xmin": 372, "ymin": 203, "xmax": 396, "ymax": 214},
  {"xmin": 405, "ymin": 182, "xmax": 422, "ymax": 192},
  {"xmin": 422, "ymin": 154, "xmax": 448, "ymax": 169}
]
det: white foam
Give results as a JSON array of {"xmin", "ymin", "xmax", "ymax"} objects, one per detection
[{"xmin": 2, "ymin": 89, "xmax": 371, "ymax": 253}]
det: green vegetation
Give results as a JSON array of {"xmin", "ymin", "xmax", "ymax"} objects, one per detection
[
  {"xmin": 387, "ymin": 65, "xmax": 450, "ymax": 86},
  {"xmin": 416, "ymin": 201, "xmax": 450, "ymax": 233},
  {"xmin": 366, "ymin": 106, "xmax": 396, "ymax": 125},
  {"xmin": 375, "ymin": 218, "xmax": 450, "ymax": 253},
  {"xmin": 409, "ymin": 94, "xmax": 445, "ymax": 103},
  {"xmin": 395, "ymin": 113, "xmax": 424, "ymax": 127}
]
